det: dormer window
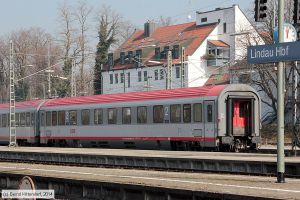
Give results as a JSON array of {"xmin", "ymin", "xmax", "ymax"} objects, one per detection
[
  {"xmin": 127, "ymin": 51, "xmax": 133, "ymax": 64},
  {"xmin": 155, "ymin": 47, "xmax": 161, "ymax": 59},
  {"xmin": 161, "ymin": 46, "xmax": 169, "ymax": 59},
  {"xmin": 120, "ymin": 52, "xmax": 125, "ymax": 65},
  {"xmin": 201, "ymin": 17, "xmax": 207, "ymax": 23},
  {"xmin": 135, "ymin": 49, "xmax": 142, "ymax": 67},
  {"xmin": 172, "ymin": 45, "xmax": 179, "ymax": 59}
]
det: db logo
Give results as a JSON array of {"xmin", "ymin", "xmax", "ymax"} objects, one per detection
[{"xmin": 70, "ymin": 129, "xmax": 76, "ymax": 134}]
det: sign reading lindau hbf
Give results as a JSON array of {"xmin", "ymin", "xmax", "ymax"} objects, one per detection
[{"xmin": 247, "ymin": 41, "xmax": 300, "ymax": 64}]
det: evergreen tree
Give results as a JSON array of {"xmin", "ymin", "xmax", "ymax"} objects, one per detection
[{"xmin": 94, "ymin": 8, "xmax": 119, "ymax": 95}]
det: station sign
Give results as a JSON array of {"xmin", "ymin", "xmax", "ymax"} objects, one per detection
[{"xmin": 247, "ymin": 41, "xmax": 300, "ymax": 64}]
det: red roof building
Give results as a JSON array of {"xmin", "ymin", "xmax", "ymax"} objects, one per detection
[{"xmin": 101, "ymin": 5, "xmax": 260, "ymax": 94}]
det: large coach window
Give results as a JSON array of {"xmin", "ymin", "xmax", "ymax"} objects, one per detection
[
  {"xmin": 194, "ymin": 103, "xmax": 202, "ymax": 122},
  {"xmin": 122, "ymin": 107, "xmax": 131, "ymax": 124},
  {"xmin": 108, "ymin": 108, "xmax": 117, "ymax": 124},
  {"xmin": 52, "ymin": 111, "xmax": 58, "ymax": 126},
  {"xmin": 94, "ymin": 109, "xmax": 103, "ymax": 124},
  {"xmin": 69, "ymin": 111, "xmax": 77, "ymax": 125},
  {"xmin": 31, "ymin": 113, "xmax": 35, "ymax": 126},
  {"xmin": 46, "ymin": 111, "xmax": 51, "ymax": 126},
  {"xmin": 170, "ymin": 104, "xmax": 181, "ymax": 123},
  {"xmin": 58, "ymin": 111, "xmax": 65, "ymax": 125},
  {"xmin": 26, "ymin": 112, "xmax": 31, "ymax": 127},
  {"xmin": 81, "ymin": 110, "xmax": 90, "ymax": 125},
  {"xmin": 2, "ymin": 114, "xmax": 7, "ymax": 127},
  {"xmin": 153, "ymin": 105, "xmax": 164, "ymax": 123},
  {"xmin": 137, "ymin": 106, "xmax": 147, "ymax": 123},
  {"xmin": 15, "ymin": 113, "xmax": 20, "ymax": 127},
  {"xmin": 207, "ymin": 105, "xmax": 213, "ymax": 122},
  {"xmin": 20, "ymin": 113, "xmax": 26, "ymax": 127},
  {"xmin": 183, "ymin": 104, "xmax": 191, "ymax": 123},
  {"xmin": 40, "ymin": 112, "xmax": 45, "ymax": 126}
]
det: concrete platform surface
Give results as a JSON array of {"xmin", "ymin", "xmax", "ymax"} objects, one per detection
[
  {"xmin": 0, "ymin": 146, "xmax": 299, "ymax": 163},
  {"xmin": 0, "ymin": 162, "xmax": 299, "ymax": 200}
]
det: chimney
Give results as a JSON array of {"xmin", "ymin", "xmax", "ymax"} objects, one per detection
[{"xmin": 144, "ymin": 21, "xmax": 158, "ymax": 37}]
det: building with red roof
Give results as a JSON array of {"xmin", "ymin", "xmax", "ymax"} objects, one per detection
[{"xmin": 101, "ymin": 4, "xmax": 262, "ymax": 94}]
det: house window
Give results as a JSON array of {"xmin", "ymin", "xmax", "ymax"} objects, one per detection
[
  {"xmin": 115, "ymin": 73, "xmax": 118, "ymax": 84},
  {"xmin": 223, "ymin": 23, "xmax": 227, "ymax": 33},
  {"xmin": 138, "ymin": 71, "xmax": 142, "ymax": 82},
  {"xmin": 144, "ymin": 71, "xmax": 148, "ymax": 81},
  {"xmin": 154, "ymin": 70, "xmax": 158, "ymax": 80},
  {"xmin": 120, "ymin": 73, "xmax": 124, "ymax": 83},
  {"xmin": 176, "ymin": 67, "xmax": 180, "ymax": 78},
  {"xmin": 160, "ymin": 69, "xmax": 164, "ymax": 80},
  {"xmin": 201, "ymin": 17, "xmax": 207, "ymax": 23},
  {"xmin": 110, "ymin": 74, "xmax": 113, "ymax": 84},
  {"xmin": 127, "ymin": 72, "xmax": 131, "ymax": 87},
  {"xmin": 217, "ymin": 49, "xmax": 221, "ymax": 56}
]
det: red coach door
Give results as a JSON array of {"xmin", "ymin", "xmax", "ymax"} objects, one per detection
[{"xmin": 232, "ymin": 100, "xmax": 250, "ymax": 136}]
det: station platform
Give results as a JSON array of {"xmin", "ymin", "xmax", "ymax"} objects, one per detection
[
  {"xmin": 0, "ymin": 162, "xmax": 299, "ymax": 199},
  {"xmin": 0, "ymin": 146, "xmax": 299, "ymax": 177}
]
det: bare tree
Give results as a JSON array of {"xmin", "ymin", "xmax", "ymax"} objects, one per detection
[
  {"xmin": 158, "ymin": 16, "xmax": 175, "ymax": 26},
  {"xmin": 73, "ymin": 0, "xmax": 93, "ymax": 95},
  {"xmin": 57, "ymin": 2, "xmax": 77, "ymax": 97}
]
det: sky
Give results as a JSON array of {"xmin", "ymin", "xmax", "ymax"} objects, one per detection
[{"xmin": 0, "ymin": 0, "xmax": 252, "ymax": 36}]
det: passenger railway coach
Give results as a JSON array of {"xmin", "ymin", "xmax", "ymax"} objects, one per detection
[{"xmin": 0, "ymin": 84, "xmax": 260, "ymax": 151}]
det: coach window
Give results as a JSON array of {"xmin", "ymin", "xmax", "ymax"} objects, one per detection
[
  {"xmin": 1, "ymin": 114, "xmax": 6, "ymax": 127},
  {"xmin": 170, "ymin": 104, "xmax": 181, "ymax": 123},
  {"xmin": 108, "ymin": 108, "xmax": 117, "ymax": 124},
  {"xmin": 137, "ymin": 106, "xmax": 147, "ymax": 123},
  {"xmin": 26, "ymin": 112, "xmax": 31, "ymax": 127},
  {"xmin": 15, "ymin": 113, "xmax": 20, "ymax": 127},
  {"xmin": 46, "ymin": 111, "xmax": 51, "ymax": 126},
  {"xmin": 81, "ymin": 109, "xmax": 90, "ymax": 125},
  {"xmin": 183, "ymin": 104, "xmax": 191, "ymax": 123},
  {"xmin": 94, "ymin": 109, "xmax": 103, "ymax": 125},
  {"xmin": 20, "ymin": 113, "xmax": 26, "ymax": 127},
  {"xmin": 153, "ymin": 105, "xmax": 164, "ymax": 123},
  {"xmin": 194, "ymin": 103, "xmax": 202, "ymax": 122},
  {"xmin": 207, "ymin": 105, "xmax": 213, "ymax": 122},
  {"xmin": 122, "ymin": 107, "xmax": 131, "ymax": 124},
  {"xmin": 69, "ymin": 110, "xmax": 77, "ymax": 125},
  {"xmin": 40, "ymin": 111, "xmax": 45, "ymax": 126},
  {"xmin": 31, "ymin": 113, "xmax": 35, "ymax": 126},
  {"xmin": 58, "ymin": 111, "xmax": 65, "ymax": 125},
  {"xmin": 52, "ymin": 111, "xmax": 58, "ymax": 126}
]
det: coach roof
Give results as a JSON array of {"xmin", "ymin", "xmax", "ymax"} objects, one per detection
[
  {"xmin": 41, "ymin": 85, "xmax": 226, "ymax": 108},
  {"xmin": 0, "ymin": 100, "xmax": 45, "ymax": 110}
]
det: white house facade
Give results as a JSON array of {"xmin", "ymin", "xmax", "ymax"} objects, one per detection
[{"xmin": 101, "ymin": 4, "xmax": 261, "ymax": 94}]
